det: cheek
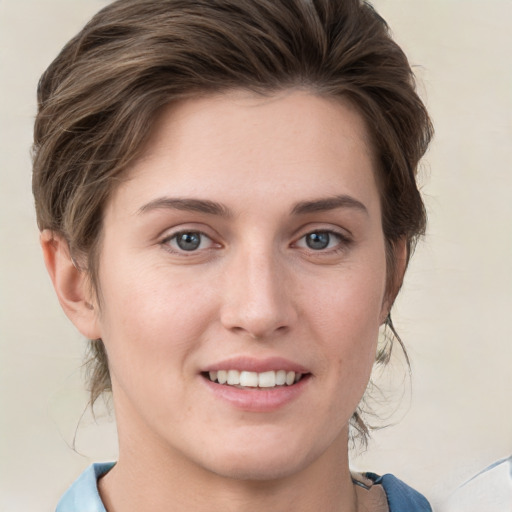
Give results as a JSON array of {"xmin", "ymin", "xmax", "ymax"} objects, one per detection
[
  {"xmin": 312, "ymin": 259, "xmax": 386, "ymax": 335},
  {"xmin": 95, "ymin": 261, "xmax": 215, "ymax": 385},
  {"xmin": 306, "ymin": 257, "xmax": 386, "ymax": 385}
]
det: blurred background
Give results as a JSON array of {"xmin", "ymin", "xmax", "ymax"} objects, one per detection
[{"xmin": 1, "ymin": 1, "xmax": 511, "ymax": 510}]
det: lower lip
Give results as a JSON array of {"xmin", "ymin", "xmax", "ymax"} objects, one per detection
[{"xmin": 202, "ymin": 375, "xmax": 310, "ymax": 412}]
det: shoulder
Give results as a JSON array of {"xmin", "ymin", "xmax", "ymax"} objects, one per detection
[
  {"xmin": 55, "ymin": 462, "xmax": 114, "ymax": 512},
  {"xmin": 365, "ymin": 472, "xmax": 433, "ymax": 512}
]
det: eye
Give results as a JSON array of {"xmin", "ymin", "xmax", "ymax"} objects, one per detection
[
  {"xmin": 295, "ymin": 230, "xmax": 345, "ymax": 251},
  {"xmin": 163, "ymin": 231, "xmax": 214, "ymax": 252}
]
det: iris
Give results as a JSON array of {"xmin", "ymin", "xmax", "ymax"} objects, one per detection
[
  {"xmin": 176, "ymin": 232, "xmax": 202, "ymax": 251},
  {"xmin": 305, "ymin": 232, "xmax": 331, "ymax": 250}
]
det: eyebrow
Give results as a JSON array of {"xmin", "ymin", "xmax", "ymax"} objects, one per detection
[
  {"xmin": 138, "ymin": 197, "xmax": 232, "ymax": 217},
  {"xmin": 291, "ymin": 195, "xmax": 368, "ymax": 216},
  {"xmin": 137, "ymin": 194, "xmax": 367, "ymax": 218}
]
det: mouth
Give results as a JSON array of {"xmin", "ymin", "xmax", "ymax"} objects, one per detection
[{"xmin": 202, "ymin": 369, "xmax": 308, "ymax": 389}]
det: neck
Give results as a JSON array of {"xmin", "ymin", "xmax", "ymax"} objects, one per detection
[{"xmin": 100, "ymin": 427, "xmax": 358, "ymax": 512}]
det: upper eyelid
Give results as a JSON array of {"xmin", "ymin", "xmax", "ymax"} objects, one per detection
[
  {"xmin": 161, "ymin": 229, "xmax": 210, "ymax": 241},
  {"xmin": 158, "ymin": 223, "xmax": 219, "ymax": 241},
  {"xmin": 162, "ymin": 230, "xmax": 218, "ymax": 246},
  {"xmin": 292, "ymin": 225, "xmax": 352, "ymax": 242},
  {"xmin": 295, "ymin": 230, "xmax": 346, "ymax": 244}
]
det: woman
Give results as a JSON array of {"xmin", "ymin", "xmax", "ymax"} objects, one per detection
[{"xmin": 32, "ymin": 0, "xmax": 433, "ymax": 510}]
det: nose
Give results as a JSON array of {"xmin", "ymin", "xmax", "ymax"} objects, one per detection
[{"xmin": 220, "ymin": 247, "xmax": 298, "ymax": 339}]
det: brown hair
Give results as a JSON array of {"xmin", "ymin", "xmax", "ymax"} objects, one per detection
[{"xmin": 32, "ymin": 0, "xmax": 433, "ymax": 441}]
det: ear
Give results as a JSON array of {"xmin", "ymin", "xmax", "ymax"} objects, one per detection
[
  {"xmin": 380, "ymin": 237, "xmax": 408, "ymax": 324},
  {"xmin": 40, "ymin": 230, "xmax": 101, "ymax": 340}
]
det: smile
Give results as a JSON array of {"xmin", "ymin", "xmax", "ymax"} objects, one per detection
[{"xmin": 206, "ymin": 370, "xmax": 304, "ymax": 388}]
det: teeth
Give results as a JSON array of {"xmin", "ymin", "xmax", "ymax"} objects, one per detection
[
  {"xmin": 240, "ymin": 371, "xmax": 259, "ymax": 387},
  {"xmin": 227, "ymin": 370, "xmax": 240, "ymax": 385},
  {"xmin": 275, "ymin": 370, "xmax": 286, "ymax": 385},
  {"xmin": 258, "ymin": 370, "xmax": 275, "ymax": 388},
  {"xmin": 207, "ymin": 369, "xmax": 304, "ymax": 388}
]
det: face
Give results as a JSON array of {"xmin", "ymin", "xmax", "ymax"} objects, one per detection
[{"xmin": 90, "ymin": 90, "xmax": 391, "ymax": 480}]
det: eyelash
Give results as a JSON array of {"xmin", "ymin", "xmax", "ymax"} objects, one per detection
[
  {"xmin": 293, "ymin": 229, "xmax": 352, "ymax": 254},
  {"xmin": 161, "ymin": 230, "xmax": 218, "ymax": 255},
  {"xmin": 160, "ymin": 228, "xmax": 352, "ymax": 256}
]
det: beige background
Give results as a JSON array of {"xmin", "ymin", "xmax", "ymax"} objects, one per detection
[{"xmin": 1, "ymin": 1, "xmax": 511, "ymax": 510}]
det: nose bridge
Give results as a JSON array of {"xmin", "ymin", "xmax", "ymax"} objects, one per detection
[{"xmin": 220, "ymin": 241, "xmax": 296, "ymax": 338}]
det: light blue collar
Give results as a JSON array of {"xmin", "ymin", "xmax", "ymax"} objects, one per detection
[{"xmin": 56, "ymin": 462, "xmax": 115, "ymax": 512}]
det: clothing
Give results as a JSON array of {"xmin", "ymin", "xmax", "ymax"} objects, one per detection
[
  {"xmin": 56, "ymin": 462, "xmax": 432, "ymax": 512},
  {"xmin": 366, "ymin": 472, "xmax": 432, "ymax": 511},
  {"xmin": 56, "ymin": 463, "xmax": 113, "ymax": 512},
  {"xmin": 441, "ymin": 456, "xmax": 512, "ymax": 512}
]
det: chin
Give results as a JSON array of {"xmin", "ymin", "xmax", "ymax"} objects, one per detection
[
  {"xmin": 193, "ymin": 431, "xmax": 325, "ymax": 482},
  {"xmin": 206, "ymin": 454, "xmax": 310, "ymax": 482}
]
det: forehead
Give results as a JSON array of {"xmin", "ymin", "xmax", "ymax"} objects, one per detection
[
  {"xmin": 138, "ymin": 89, "xmax": 374, "ymax": 168},
  {"xmin": 108, "ymin": 90, "xmax": 379, "ymax": 218}
]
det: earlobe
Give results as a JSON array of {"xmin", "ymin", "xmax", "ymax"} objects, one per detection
[
  {"xmin": 380, "ymin": 237, "xmax": 408, "ymax": 324},
  {"xmin": 40, "ymin": 230, "xmax": 101, "ymax": 339}
]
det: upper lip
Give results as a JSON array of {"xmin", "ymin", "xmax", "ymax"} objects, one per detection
[{"xmin": 202, "ymin": 356, "xmax": 310, "ymax": 374}]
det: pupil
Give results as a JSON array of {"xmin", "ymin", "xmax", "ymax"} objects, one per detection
[
  {"xmin": 306, "ymin": 232, "xmax": 329, "ymax": 250},
  {"xmin": 177, "ymin": 232, "xmax": 201, "ymax": 251}
]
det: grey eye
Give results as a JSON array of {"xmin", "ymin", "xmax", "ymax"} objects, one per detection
[
  {"xmin": 163, "ymin": 229, "xmax": 217, "ymax": 254},
  {"xmin": 305, "ymin": 232, "xmax": 331, "ymax": 250},
  {"xmin": 175, "ymin": 232, "xmax": 202, "ymax": 251}
]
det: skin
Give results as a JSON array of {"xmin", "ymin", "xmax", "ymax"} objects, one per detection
[{"xmin": 42, "ymin": 90, "xmax": 404, "ymax": 511}]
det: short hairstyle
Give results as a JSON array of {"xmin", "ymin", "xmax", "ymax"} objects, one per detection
[{"xmin": 32, "ymin": 0, "xmax": 433, "ymax": 441}]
